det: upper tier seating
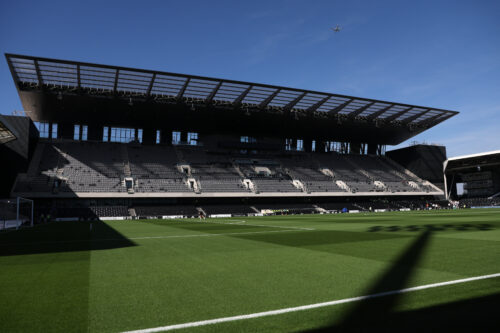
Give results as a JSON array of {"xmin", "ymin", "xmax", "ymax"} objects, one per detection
[
  {"xmin": 13, "ymin": 141, "xmax": 440, "ymax": 196},
  {"xmin": 348, "ymin": 155, "xmax": 419, "ymax": 192},
  {"xmin": 314, "ymin": 154, "xmax": 379, "ymax": 192},
  {"xmin": 284, "ymin": 163, "xmax": 346, "ymax": 193},
  {"xmin": 238, "ymin": 161, "xmax": 302, "ymax": 193},
  {"xmin": 15, "ymin": 142, "xmax": 125, "ymax": 193},
  {"xmin": 128, "ymin": 145, "xmax": 192, "ymax": 192},
  {"xmin": 58, "ymin": 142, "xmax": 125, "ymax": 192},
  {"xmin": 191, "ymin": 164, "xmax": 250, "ymax": 192},
  {"xmin": 128, "ymin": 145, "xmax": 182, "ymax": 178}
]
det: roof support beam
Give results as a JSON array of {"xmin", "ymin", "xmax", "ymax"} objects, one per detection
[
  {"xmin": 113, "ymin": 69, "xmax": 119, "ymax": 94},
  {"xmin": 284, "ymin": 92, "xmax": 307, "ymax": 111},
  {"xmin": 329, "ymin": 99, "xmax": 352, "ymax": 114},
  {"xmin": 420, "ymin": 112, "xmax": 454, "ymax": 126},
  {"xmin": 206, "ymin": 81, "xmax": 223, "ymax": 104},
  {"xmin": 431, "ymin": 112, "xmax": 455, "ymax": 125},
  {"xmin": 5, "ymin": 56, "xmax": 20, "ymax": 83},
  {"xmin": 177, "ymin": 78, "xmax": 190, "ymax": 100},
  {"xmin": 306, "ymin": 95, "xmax": 330, "ymax": 113},
  {"xmin": 403, "ymin": 109, "xmax": 431, "ymax": 124},
  {"xmin": 384, "ymin": 107, "xmax": 413, "ymax": 122},
  {"xmin": 259, "ymin": 89, "xmax": 281, "ymax": 109},
  {"xmin": 34, "ymin": 60, "xmax": 43, "ymax": 86},
  {"xmin": 146, "ymin": 73, "xmax": 156, "ymax": 98},
  {"xmin": 233, "ymin": 85, "xmax": 253, "ymax": 106},
  {"xmin": 367, "ymin": 104, "xmax": 395, "ymax": 120},
  {"xmin": 350, "ymin": 102, "xmax": 375, "ymax": 118}
]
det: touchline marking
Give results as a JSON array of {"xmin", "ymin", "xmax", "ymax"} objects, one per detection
[
  {"xmin": 0, "ymin": 229, "xmax": 307, "ymax": 247},
  {"xmin": 121, "ymin": 272, "xmax": 500, "ymax": 333},
  {"xmin": 171, "ymin": 218, "xmax": 315, "ymax": 231},
  {"xmin": 129, "ymin": 229, "xmax": 304, "ymax": 240}
]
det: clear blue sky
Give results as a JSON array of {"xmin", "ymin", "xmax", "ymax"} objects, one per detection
[{"xmin": 1, "ymin": 0, "xmax": 499, "ymax": 157}]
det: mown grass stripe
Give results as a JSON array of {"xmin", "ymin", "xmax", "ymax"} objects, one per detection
[{"xmin": 121, "ymin": 272, "xmax": 500, "ymax": 333}]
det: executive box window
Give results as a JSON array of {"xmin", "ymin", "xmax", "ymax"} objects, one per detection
[
  {"xmin": 82, "ymin": 125, "xmax": 88, "ymax": 141},
  {"xmin": 74, "ymin": 124, "xmax": 80, "ymax": 140},
  {"xmin": 172, "ymin": 131, "xmax": 181, "ymax": 145},
  {"xmin": 73, "ymin": 124, "xmax": 88, "ymax": 141},
  {"xmin": 187, "ymin": 132, "xmax": 198, "ymax": 145},
  {"xmin": 137, "ymin": 129, "xmax": 143, "ymax": 143},
  {"xmin": 51, "ymin": 123, "xmax": 58, "ymax": 139},
  {"xmin": 297, "ymin": 139, "xmax": 304, "ymax": 151},
  {"xmin": 35, "ymin": 122, "xmax": 50, "ymax": 138},
  {"xmin": 110, "ymin": 127, "xmax": 135, "ymax": 143},
  {"xmin": 156, "ymin": 130, "xmax": 161, "ymax": 144},
  {"xmin": 103, "ymin": 127, "xmax": 109, "ymax": 142}
]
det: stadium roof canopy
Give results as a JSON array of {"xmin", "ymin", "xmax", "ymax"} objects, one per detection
[
  {"xmin": 6, "ymin": 53, "xmax": 459, "ymax": 128},
  {"xmin": 447, "ymin": 150, "xmax": 500, "ymax": 162},
  {"xmin": 444, "ymin": 150, "xmax": 500, "ymax": 172}
]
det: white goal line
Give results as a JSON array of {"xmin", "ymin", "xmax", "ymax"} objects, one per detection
[{"xmin": 121, "ymin": 272, "xmax": 500, "ymax": 333}]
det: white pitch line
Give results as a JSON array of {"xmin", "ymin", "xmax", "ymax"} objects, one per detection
[
  {"xmin": 121, "ymin": 272, "xmax": 500, "ymax": 333},
  {"xmin": 0, "ymin": 228, "xmax": 307, "ymax": 246},
  {"xmin": 173, "ymin": 219, "xmax": 314, "ymax": 231},
  {"xmin": 129, "ymin": 229, "xmax": 304, "ymax": 240}
]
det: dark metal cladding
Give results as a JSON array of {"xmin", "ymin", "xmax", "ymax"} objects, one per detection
[{"xmin": 5, "ymin": 53, "xmax": 459, "ymax": 145}]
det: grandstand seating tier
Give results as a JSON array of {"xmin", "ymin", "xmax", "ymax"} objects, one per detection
[{"xmin": 13, "ymin": 141, "xmax": 442, "ymax": 196}]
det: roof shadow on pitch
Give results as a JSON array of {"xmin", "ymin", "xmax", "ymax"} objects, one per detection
[
  {"xmin": 367, "ymin": 223, "xmax": 495, "ymax": 233},
  {"xmin": 303, "ymin": 230, "xmax": 437, "ymax": 332},
  {"xmin": 233, "ymin": 229, "xmax": 408, "ymax": 248},
  {"xmin": 304, "ymin": 291, "xmax": 500, "ymax": 332},
  {"xmin": 0, "ymin": 220, "xmax": 136, "ymax": 257}
]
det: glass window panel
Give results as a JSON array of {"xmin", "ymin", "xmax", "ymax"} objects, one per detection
[
  {"xmin": 103, "ymin": 126, "xmax": 108, "ymax": 142},
  {"xmin": 51, "ymin": 123, "xmax": 58, "ymax": 139},
  {"xmin": 74, "ymin": 124, "xmax": 80, "ymax": 140}
]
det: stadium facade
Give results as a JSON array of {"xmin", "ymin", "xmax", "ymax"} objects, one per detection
[{"xmin": 3, "ymin": 53, "xmax": 461, "ymax": 219}]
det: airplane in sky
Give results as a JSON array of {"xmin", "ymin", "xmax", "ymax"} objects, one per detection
[{"xmin": 331, "ymin": 24, "xmax": 342, "ymax": 33}]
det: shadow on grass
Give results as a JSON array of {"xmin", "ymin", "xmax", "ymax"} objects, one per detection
[
  {"xmin": 368, "ymin": 223, "xmax": 494, "ymax": 233},
  {"xmin": 335, "ymin": 230, "xmax": 431, "ymax": 330},
  {"xmin": 304, "ymin": 292, "xmax": 500, "ymax": 332},
  {"xmin": 0, "ymin": 220, "xmax": 136, "ymax": 256},
  {"xmin": 235, "ymin": 229, "xmax": 407, "ymax": 248},
  {"xmin": 304, "ymin": 230, "xmax": 431, "ymax": 332},
  {"xmin": 0, "ymin": 220, "xmax": 136, "ymax": 331},
  {"xmin": 303, "ymin": 229, "xmax": 498, "ymax": 331}
]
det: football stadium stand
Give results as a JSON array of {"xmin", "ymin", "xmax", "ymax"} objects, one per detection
[
  {"xmin": 444, "ymin": 150, "xmax": 500, "ymax": 200},
  {"xmin": 2, "ymin": 54, "xmax": 463, "ymax": 220}
]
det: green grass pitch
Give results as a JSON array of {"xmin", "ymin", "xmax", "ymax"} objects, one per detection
[{"xmin": 1, "ymin": 209, "xmax": 499, "ymax": 332}]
